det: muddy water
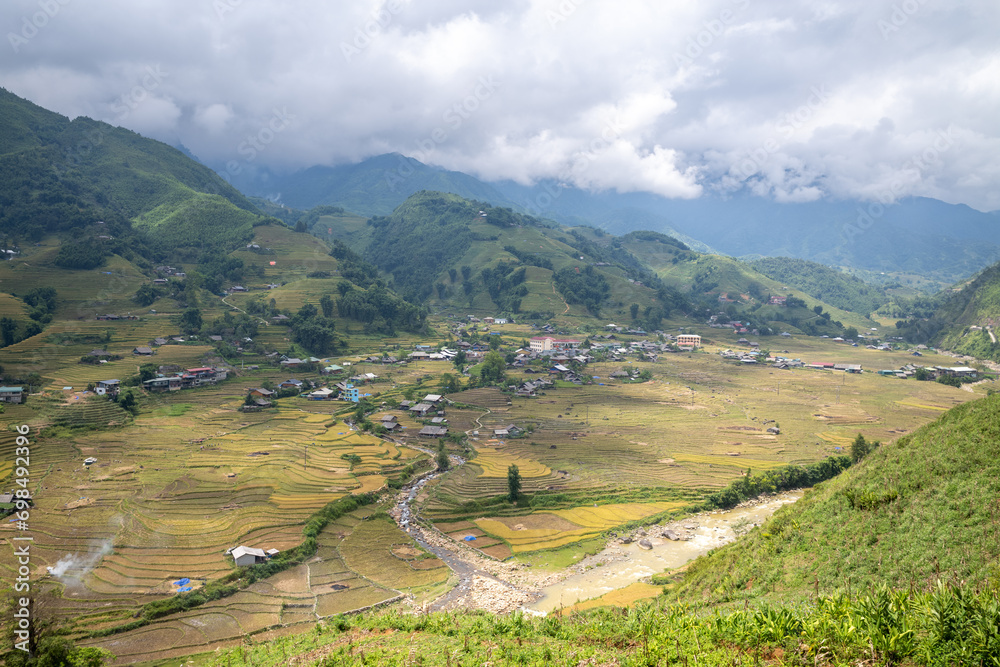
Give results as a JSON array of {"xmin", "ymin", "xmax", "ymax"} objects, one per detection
[{"xmin": 528, "ymin": 491, "xmax": 803, "ymax": 613}]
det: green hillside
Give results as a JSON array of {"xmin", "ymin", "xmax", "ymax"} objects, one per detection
[
  {"xmin": 0, "ymin": 88, "xmax": 270, "ymax": 260},
  {"xmin": 672, "ymin": 393, "xmax": 1000, "ymax": 605},
  {"xmin": 359, "ymin": 191, "xmax": 672, "ymax": 323},
  {"xmin": 894, "ymin": 261, "xmax": 1000, "ymax": 361},
  {"xmin": 748, "ymin": 256, "xmax": 890, "ymax": 316},
  {"xmin": 618, "ymin": 231, "xmax": 878, "ymax": 333}
]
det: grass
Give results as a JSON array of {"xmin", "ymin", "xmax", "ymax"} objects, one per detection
[
  {"xmin": 146, "ymin": 582, "xmax": 1000, "ymax": 666},
  {"xmin": 670, "ymin": 393, "xmax": 1000, "ymax": 606}
]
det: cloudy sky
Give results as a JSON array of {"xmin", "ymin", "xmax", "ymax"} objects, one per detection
[{"xmin": 2, "ymin": 0, "xmax": 999, "ymax": 210}]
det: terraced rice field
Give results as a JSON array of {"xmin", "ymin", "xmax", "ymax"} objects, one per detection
[
  {"xmin": 0, "ymin": 385, "xmax": 430, "ymax": 654},
  {"xmin": 75, "ymin": 506, "xmax": 446, "ymax": 663},
  {"xmin": 423, "ymin": 339, "xmax": 981, "ymax": 534},
  {"xmin": 475, "ymin": 501, "xmax": 685, "ymax": 553}
]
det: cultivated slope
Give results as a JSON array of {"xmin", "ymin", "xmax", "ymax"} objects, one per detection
[{"xmin": 672, "ymin": 394, "xmax": 1000, "ymax": 604}]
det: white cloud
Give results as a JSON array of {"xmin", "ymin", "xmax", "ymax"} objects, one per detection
[{"xmin": 0, "ymin": 0, "xmax": 997, "ymax": 210}]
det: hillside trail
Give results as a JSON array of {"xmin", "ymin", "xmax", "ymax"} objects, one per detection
[
  {"xmin": 220, "ymin": 294, "xmax": 268, "ymax": 326},
  {"xmin": 552, "ymin": 282, "xmax": 570, "ymax": 314}
]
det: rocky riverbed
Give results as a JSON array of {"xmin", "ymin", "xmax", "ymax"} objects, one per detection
[{"xmin": 387, "ymin": 459, "xmax": 803, "ymax": 615}]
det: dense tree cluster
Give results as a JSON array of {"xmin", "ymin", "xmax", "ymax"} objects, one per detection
[
  {"xmin": 479, "ymin": 263, "xmax": 528, "ymax": 313},
  {"xmin": 553, "ymin": 265, "xmax": 611, "ymax": 315}
]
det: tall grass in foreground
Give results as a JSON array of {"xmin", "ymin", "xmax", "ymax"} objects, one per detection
[{"xmin": 204, "ymin": 582, "xmax": 999, "ymax": 666}]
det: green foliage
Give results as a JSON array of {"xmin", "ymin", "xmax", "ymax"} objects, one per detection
[
  {"xmin": 896, "ymin": 261, "xmax": 1000, "ymax": 360},
  {"xmin": 436, "ymin": 442, "xmax": 450, "ymax": 471},
  {"xmin": 675, "ymin": 394, "xmax": 1000, "ymax": 607},
  {"xmin": 479, "ymin": 262, "xmax": 528, "ymax": 312},
  {"xmin": 850, "ymin": 432, "xmax": 877, "ymax": 462},
  {"xmin": 132, "ymin": 282, "xmax": 160, "ymax": 306},
  {"xmin": 479, "ymin": 351, "xmax": 507, "ymax": 385},
  {"xmin": 336, "ymin": 281, "xmax": 426, "ymax": 335},
  {"xmin": 749, "ymin": 256, "xmax": 889, "ymax": 315},
  {"xmin": 553, "ymin": 265, "xmax": 610, "ymax": 315},
  {"xmin": 702, "ymin": 456, "xmax": 852, "ymax": 511},
  {"xmin": 179, "ymin": 307, "xmax": 202, "ymax": 335},
  {"xmin": 507, "ymin": 463, "xmax": 522, "ymax": 503}
]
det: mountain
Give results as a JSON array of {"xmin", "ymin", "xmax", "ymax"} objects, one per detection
[
  {"xmin": 230, "ymin": 152, "xmax": 1000, "ymax": 288},
  {"xmin": 747, "ymin": 256, "xmax": 891, "ymax": 317},
  {"xmin": 895, "ymin": 260, "xmax": 1000, "ymax": 361},
  {"xmin": 492, "ymin": 181, "xmax": 1000, "ymax": 287},
  {"xmin": 348, "ymin": 191, "xmax": 676, "ymax": 323},
  {"xmin": 0, "ymin": 88, "xmax": 270, "ymax": 262},
  {"xmin": 672, "ymin": 393, "xmax": 1000, "ymax": 604},
  {"xmin": 617, "ymin": 231, "xmax": 878, "ymax": 332},
  {"xmin": 244, "ymin": 153, "xmax": 521, "ymax": 216}
]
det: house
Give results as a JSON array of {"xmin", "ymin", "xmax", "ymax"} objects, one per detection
[
  {"xmin": 153, "ymin": 337, "xmax": 168, "ymax": 346},
  {"xmin": 676, "ymin": 334, "xmax": 701, "ymax": 348},
  {"xmin": 95, "ymin": 379, "xmax": 121, "ymax": 396},
  {"xmin": 409, "ymin": 402, "xmax": 433, "ymax": 417},
  {"xmin": 430, "ymin": 416, "xmax": 448, "ymax": 425},
  {"xmin": 308, "ymin": 387, "xmax": 335, "ymax": 400},
  {"xmin": 152, "ymin": 278, "xmax": 168, "ymax": 285},
  {"xmin": 423, "ymin": 394, "xmax": 443, "ymax": 404},
  {"xmin": 322, "ymin": 364, "xmax": 345, "ymax": 376},
  {"xmin": 87, "ymin": 349, "xmax": 111, "ymax": 358},
  {"xmin": 250, "ymin": 388, "xmax": 275, "ymax": 399},
  {"xmin": 0, "ymin": 386, "xmax": 24, "ymax": 404},
  {"xmin": 280, "ymin": 358, "xmax": 304, "ymax": 367},
  {"xmin": 133, "ymin": 346, "xmax": 154, "ymax": 356},
  {"xmin": 272, "ymin": 314, "xmax": 290, "ymax": 322},
  {"xmin": 229, "ymin": 286, "xmax": 247, "ymax": 293},
  {"xmin": 231, "ymin": 546, "xmax": 268, "ymax": 567},
  {"xmin": 279, "ymin": 379, "xmax": 304, "ymax": 389},
  {"xmin": 209, "ymin": 335, "xmax": 223, "ymax": 342},
  {"xmin": 380, "ymin": 415, "xmax": 400, "ymax": 431},
  {"xmin": 340, "ymin": 383, "xmax": 359, "ymax": 403},
  {"xmin": 769, "ymin": 296, "xmax": 787, "ymax": 306},
  {"xmin": 419, "ymin": 425, "xmax": 448, "ymax": 437}
]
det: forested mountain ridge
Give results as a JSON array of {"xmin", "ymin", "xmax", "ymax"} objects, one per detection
[{"xmin": 0, "ymin": 88, "xmax": 272, "ymax": 266}]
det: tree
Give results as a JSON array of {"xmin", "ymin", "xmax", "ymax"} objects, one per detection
[
  {"xmin": 507, "ymin": 464, "xmax": 521, "ymax": 503},
  {"xmin": 843, "ymin": 326, "xmax": 859, "ymax": 340},
  {"xmin": 133, "ymin": 283, "xmax": 159, "ymax": 306},
  {"xmin": 480, "ymin": 351, "xmax": 507, "ymax": 384},
  {"xmin": 436, "ymin": 442, "xmax": 450, "ymax": 471},
  {"xmin": 138, "ymin": 363, "xmax": 158, "ymax": 383},
  {"xmin": 914, "ymin": 367, "xmax": 932, "ymax": 381},
  {"xmin": 630, "ymin": 303, "xmax": 640, "ymax": 320},
  {"xmin": 180, "ymin": 307, "xmax": 202, "ymax": 334},
  {"xmin": 851, "ymin": 433, "xmax": 871, "ymax": 463},
  {"xmin": 0, "ymin": 317, "xmax": 17, "ymax": 347},
  {"xmin": 319, "ymin": 294, "xmax": 334, "ymax": 318},
  {"xmin": 294, "ymin": 219, "xmax": 308, "ymax": 233},
  {"xmin": 489, "ymin": 335, "xmax": 502, "ymax": 351},
  {"xmin": 452, "ymin": 349, "xmax": 467, "ymax": 371}
]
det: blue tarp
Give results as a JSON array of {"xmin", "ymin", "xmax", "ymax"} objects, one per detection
[
  {"xmin": 463, "ymin": 535, "xmax": 477, "ymax": 541},
  {"xmin": 173, "ymin": 578, "xmax": 190, "ymax": 586},
  {"xmin": 177, "ymin": 586, "xmax": 192, "ymax": 592}
]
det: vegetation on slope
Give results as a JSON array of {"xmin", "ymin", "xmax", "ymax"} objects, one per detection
[
  {"xmin": 672, "ymin": 394, "xmax": 1000, "ymax": 606},
  {"xmin": 895, "ymin": 261, "xmax": 1000, "ymax": 361},
  {"xmin": 0, "ymin": 88, "xmax": 273, "ymax": 263},
  {"xmin": 748, "ymin": 256, "xmax": 889, "ymax": 316}
]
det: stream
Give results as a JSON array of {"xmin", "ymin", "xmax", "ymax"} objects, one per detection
[{"xmin": 389, "ymin": 436, "xmax": 804, "ymax": 615}]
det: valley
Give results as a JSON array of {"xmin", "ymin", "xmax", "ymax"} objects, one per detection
[{"xmin": 0, "ymin": 87, "xmax": 999, "ymax": 666}]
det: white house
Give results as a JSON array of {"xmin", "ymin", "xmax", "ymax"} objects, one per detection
[{"xmin": 231, "ymin": 546, "xmax": 268, "ymax": 567}]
